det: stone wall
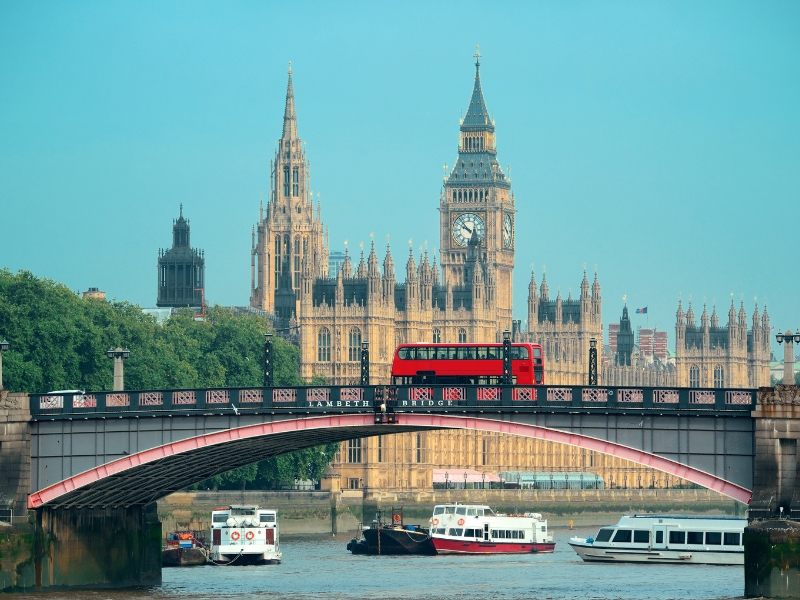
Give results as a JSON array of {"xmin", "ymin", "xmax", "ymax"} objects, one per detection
[
  {"xmin": 750, "ymin": 385, "xmax": 800, "ymax": 520},
  {"xmin": 0, "ymin": 392, "xmax": 30, "ymax": 522}
]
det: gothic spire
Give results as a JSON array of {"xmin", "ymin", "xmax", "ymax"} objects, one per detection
[
  {"xmin": 463, "ymin": 48, "xmax": 493, "ymax": 131},
  {"xmin": 282, "ymin": 62, "xmax": 299, "ymax": 141}
]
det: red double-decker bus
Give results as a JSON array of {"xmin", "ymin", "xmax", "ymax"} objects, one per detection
[{"xmin": 391, "ymin": 343, "xmax": 544, "ymax": 386}]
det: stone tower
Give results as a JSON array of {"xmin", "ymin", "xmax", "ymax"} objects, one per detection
[
  {"xmin": 251, "ymin": 64, "xmax": 329, "ymax": 320},
  {"xmin": 157, "ymin": 205, "xmax": 205, "ymax": 308},
  {"xmin": 439, "ymin": 50, "xmax": 514, "ymax": 335}
]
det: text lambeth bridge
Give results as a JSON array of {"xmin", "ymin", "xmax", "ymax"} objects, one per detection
[{"xmin": 2, "ymin": 382, "xmax": 799, "ymax": 593}]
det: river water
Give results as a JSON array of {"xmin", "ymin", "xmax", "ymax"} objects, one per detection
[{"xmin": 13, "ymin": 527, "xmax": 743, "ymax": 600}]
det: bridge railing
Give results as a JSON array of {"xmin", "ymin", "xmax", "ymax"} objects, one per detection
[{"xmin": 29, "ymin": 385, "xmax": 756, "ymax": 419}]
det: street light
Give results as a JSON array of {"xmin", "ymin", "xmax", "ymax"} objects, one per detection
[
  {"xmin": 360, "ymin": 340, "xmax": 370, "ymax": 386},
  {"xmin": 502, "ymin": 329, "xmax": 512, "ymax": 385},
  {"xmin": 464, "ymin": 471, "xmax": 468, "ymax": 490},
  {"xmin": 0, "ymin": 339, "xmax": 9, "ymax": 390},
  {"xmin": 588, "ymin": 337, "xmax": 598, "ymax": 385},
  {"xmin": 776, "ymin": 330, "xmax": 800, "ymax": 385},
  {"xmin": 106, "ymin": 347, "xmax": 130, "ymax": 391},
  {"xmin": 264, "ymin": 332, "xmax": 274, "ymax": 387}
]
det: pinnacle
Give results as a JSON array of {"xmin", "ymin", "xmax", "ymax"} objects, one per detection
[{"xmin": 282, "ymin": 65, "xmax": 299, "ymax": 141}]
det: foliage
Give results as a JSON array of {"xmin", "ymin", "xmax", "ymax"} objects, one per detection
[{"xmin": 0, "ymin": 268, "xmax": 337, "ymax": 489}]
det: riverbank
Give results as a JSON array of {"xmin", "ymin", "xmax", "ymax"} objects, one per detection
[{"xmin": 157, "ymin": 488, "xmax": 745, "ymax": 537}]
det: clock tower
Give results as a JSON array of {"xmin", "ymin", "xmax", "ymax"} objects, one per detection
[{"xmin": 439, "ymin": 50, "xmax": 514, "ymax": 331}]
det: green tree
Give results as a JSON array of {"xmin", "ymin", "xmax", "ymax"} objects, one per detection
[{"xmin": 0, "ymin": 269, "xmax": 338, "ymax": 489}]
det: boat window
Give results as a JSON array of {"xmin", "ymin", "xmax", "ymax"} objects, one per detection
[
  {"xmin": 231, "ymin": 509, "xmax": 255, "ymax": 516},
  {"xmin": 212, "ymin": 514, "xmax": 228, "ymax": 523},
  {"xmin": 483, "ymin": 508, "xmax": 494, "ymax": 517},
  {"xmin": 448, "ymin": 528, "xmax": 463, "ymax": 536},
  {"xmin": 467, "ymin": 508, "xmax": 477, "ymax": 516},
  {"xmin": 687, "ymin": 532, "xmax": 703, "ymax": 545},
  {"xmin": 655, "ymin": 531, "xmax": 663, "ymax": 544},
  {"xmin": 456, "ymin": 506, "xmax": 467, "ymax": 515},
  {"xmin": 669, "ymin": 531, "xmax": 685, "ymax": 544},
  {"xmin": 433, "ymin": 507, "xmax": 445, "ymax": 516},
  {"xmin": 444, "ymin": 506, "xmax": 455, "ymax": 514},
  {"xmin": 595, "ymin": 529, "xmax": 614, "ymax": 542},
  {"xmin": 435, "ymin": 528, "xmax": 446, "ymax": 535},
  {"xmin": 705, "ymin": 532, "xmax": 722, "ymax": 545},
  {"xmin": 541, "ymin": 526, "xmax": 546, "ymax": 532},
  {"xmin": 259, "ymin": 514, "xmax": 276, "ymax": 523},
  {"xmin": 612, "ymin": 529, "xmax": 632, "ymax": 543},
  {"xmin": 464, "ymin": 528, "xmax": 476, "ymax": 537},
  {"xmin": 724, "ymin": 532, "xmax": 741, "ymax": 546},
  {"xmin": 633, "ymin": 530, "xmax": 650, "ymax": 543}
]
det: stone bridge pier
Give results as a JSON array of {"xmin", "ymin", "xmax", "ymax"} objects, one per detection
[
  {"xmin": 746, "ymin": 386, "xmax": 800, "ymax": 598},
  {"xmin": 1, "ymin": 393, "xmax": 161, "ymax": 592}
]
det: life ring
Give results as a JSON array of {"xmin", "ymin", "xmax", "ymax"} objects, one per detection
[
  {"xmin": 458, "ymin": 518, "xmax": 465, "ymax": 526},
  {"xmin": 393, "ymin": 514, "xmax": 401, "ymax": 523},
  {"xmin": 231, "ymin": 531, "xmax": 240, "ymax": 541},
  {"xmin": 431, "ymin": 518, "xmax": 439, "ymax": 526},
  {"xmin": 246, "ymin": 531, "xmax": 255, "ymax": 540}
]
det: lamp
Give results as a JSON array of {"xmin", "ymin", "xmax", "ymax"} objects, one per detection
[
  {"xmin": 502, "ymin": 329, "xmax": 511, "ymax": 342},
  {"xmin": 0, "ymin": 339, "xmax": 9, "ymax": 352}
]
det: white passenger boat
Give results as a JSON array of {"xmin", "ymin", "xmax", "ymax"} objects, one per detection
[
  {"xmin": 568, "ymin": 515, "xmax": 745, "ymax": 565},
  {"xmin": 210, "ymin": 505, "xmax": 282, "ymax": 565},
  {"xmin": 429, "ymin": 504, "xmax": 554, "ymax": 554}
]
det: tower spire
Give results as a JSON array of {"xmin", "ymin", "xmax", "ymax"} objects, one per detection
[{"xmin": 282, "ymin": 61, "xmax": 299, "ymax": 140}]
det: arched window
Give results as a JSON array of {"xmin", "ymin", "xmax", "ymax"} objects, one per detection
[
  {"xmin": 416, "ymin": 433, "xmax": 422, "ymax": 463},
  {"xmin": 283, "ymin": 166, "xmax": 290, "ymax": 196},
  {"xmin": 347, "ymin": 439, "xmax": 361, "ymax": 463},
  {"xmin": 318, "ymin": 328, "xmax": 331, "ymax": 362},
  {"xmin": 458, "ymin": 190, "xmax": 462, "ymax": 201},
  {"xmin": 689, "ymin": 365, "xmax": 700, "ymax": 388},
  {"xmin": 452, "ymin": 191, "xmax": 456, "ymax": 202},
  {"xmin": 348, "ymin": 327, "xmax": 362, "ymax": 362},
  {"xmin": 714, "ymin": 365, "xmax": 724, "ymax": 388},
  {"xmin": 479, "ymin": 190, "xmax": 483, "ymax": 201},
  {"xmin": 458, "ymin": 328, "xmax": 467, "ymax": 343},
  {"xmin": 469, "ymin": 190, "xmax": 473, "ymax": 201},
  {"xmin": 432, "ymin": 328, "xmax": 441, "ymax": 343},
  {"xmin": 294, "ymin": 238, "xmax": 300, "ymax": 254}
]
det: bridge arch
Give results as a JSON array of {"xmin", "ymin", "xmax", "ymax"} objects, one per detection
[{"xmin": 29, "ymin": 414, "xmax": 752, "ymax": 509}]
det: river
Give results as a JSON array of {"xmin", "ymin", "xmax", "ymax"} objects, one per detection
[{"xmin": 11, "ymin": 527, "xmax": 743, "ymax": 600}]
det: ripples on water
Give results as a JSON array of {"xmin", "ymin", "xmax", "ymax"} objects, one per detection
[{"xmin": 13, "ymin": 527, "xmax": 742, "ymax": 600}]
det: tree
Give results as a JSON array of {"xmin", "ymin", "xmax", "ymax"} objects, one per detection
[{"xmin": 0, "ymin": 269, "xmax": 338, "ymax": 489}]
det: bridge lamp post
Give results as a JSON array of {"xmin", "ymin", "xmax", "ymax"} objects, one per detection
[
  {"xmin": 360, "ymin": 341, "xmax": 369, "ymax": 386},
  {"xmin": 502, "ymin": 329, "xmax": 512, "ymax": 385},
  {"xmin": 106, "ymin": 347, "xmax": 130, "ymax": 391},
  {"xmin": 264, "ymin": 332, "xmax": 274, "ymax": 388},
  {"xmin": 776, "ymin": 330, "xmax": 800, "ymax": 385},
  {"xmin": 588, "ymin": 338, "xmax": 598, "ymax": 385},
  {"xmin": 0, "ymin": 339, "xmax": 9, "ymax": 390}
]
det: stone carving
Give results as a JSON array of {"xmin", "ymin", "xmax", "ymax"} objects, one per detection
[
  {"xmin": 0, "ymin": 390, "xmax": 20, "ymax": 409},
  {"xmin": 758, "ymin": 385, "xmax": 800, "ymax": 405}
]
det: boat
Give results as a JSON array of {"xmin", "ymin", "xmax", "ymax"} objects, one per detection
[
  {"xmin": 210, "ymin": 505, "xmax": 282, "ymax": 565},
  {"xmin": 428, "ymin": 503, "xmax": 555, "ymax": 554},
  {"xmin": 162, "ymin": 530, "xmax": 208, "ymax": 567},
  {"xmin": 568, "ymin": 514, "xmax": 746, "ymax": 565},
  {"xmin": 347, "ymin": 508, "xmax": 436, "ymax": 555}
]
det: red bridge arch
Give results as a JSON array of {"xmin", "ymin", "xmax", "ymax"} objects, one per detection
[{"xmin": 29, "ymin": 413, "xmax": 752, "ymax": 508}]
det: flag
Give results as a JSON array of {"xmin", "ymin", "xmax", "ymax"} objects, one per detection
[{"xmin": 636, "ymin": 307, "xmax": 647, "ymax": 314}]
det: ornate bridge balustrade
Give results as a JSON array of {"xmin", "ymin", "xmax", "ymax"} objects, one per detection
[{"xmin": 29, "ymin": 385, "xmax": 756, "ymax": 419}]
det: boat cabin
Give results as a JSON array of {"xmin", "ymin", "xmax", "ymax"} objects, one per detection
[{"xmin": 591, "ymin": 515, "xmax": 745, "ymax": 551}]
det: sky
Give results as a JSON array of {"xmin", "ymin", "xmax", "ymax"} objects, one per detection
[{"xmin": 1, "ymin": 1, "xmax": 798, "ymax": 356}]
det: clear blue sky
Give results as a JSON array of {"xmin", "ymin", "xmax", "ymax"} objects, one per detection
[{"xmin": 1, "ymin": 1, "xmax": 798, "ymax": 355}]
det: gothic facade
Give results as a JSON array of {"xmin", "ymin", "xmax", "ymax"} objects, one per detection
[
  {"xmin": 523, "ymin": 269, "xmax": 603, "ymax": 385},
  {"xmin": 157, "ymin": 206, "xmax": 205, "ymax": 308},
  {"xmin": 675, "ymin": 300, "xmax": 771, "ymax": 388}
]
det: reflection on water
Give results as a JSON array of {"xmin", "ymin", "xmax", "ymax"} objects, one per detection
[{"xmin": 9, "ymin": 527, "xmax": 742, "ymax": 600}]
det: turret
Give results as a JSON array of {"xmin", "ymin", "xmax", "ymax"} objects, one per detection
[
  {"xmin": 367, "ymin": 241, "xmax": 381, "ymax": 299},
  {"xmin": 382, "ymin": 243, "xmax": 396, "ymax": 300},
  {"xmin": 711, "ymin": 305, "xmax": 719, "ymax": 329},
  {"xmin": 356, "ymin": 248, "xmax": 367, "ymax": 279},
  {"xmin": 540, "ymin": 272, "xmax": 550, "ymax": 302},
  {"xmin": 341, "ymin": 247, "xmax": 352, "ymax": 279},
  {"xmin": 527, "ymin": 269, "xmax": 538, "ymax": 334}
]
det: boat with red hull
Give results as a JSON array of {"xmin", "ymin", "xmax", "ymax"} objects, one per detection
[{"xmin": 429, "ymin": 504, "xmax": 554, "ymax": 555}]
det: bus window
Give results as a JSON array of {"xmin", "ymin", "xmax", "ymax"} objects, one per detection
[
  {"xmin": 510, "ymin": 347, "xmax": 529, "ymax": 360},
  {"xmin": 486, "ymin": 346, "xmax": 499, "ymax": 359},
  {"xmin": 534, "ymin": 368, "xmax": 543, "ymax": 384},
  {"xmin": 435, "ymin": 346, "xmax": 448, "ymax": 360},
  {"xmin": 458, "ymin": 347, "xmax": 476, "ymax": 360},
  {"xmin": 533, "ymin": 347, "xmax": 541, "ymax": 358},
  {"xmin": 477, "ymin": 346, "xmax": 488, "ymax": 360},
  {"xmin": 416, "ymin": 347, "xmax": 430, "ymax": 360},
  {"xmin": 447, "ymin": 347, "xmax": 458, "ymax": 360},
  {"xmin": 398, "ymin": 347, "xmax": 411, "ymax": 360}
]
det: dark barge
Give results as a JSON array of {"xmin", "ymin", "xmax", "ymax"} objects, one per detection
[{"xmin": 347, "ymin": 508, "xmax": 436, "ymax": 555}]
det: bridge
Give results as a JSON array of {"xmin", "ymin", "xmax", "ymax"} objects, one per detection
[{"xmin": 3, "ymin": 382, "xmax": 799, "ymax": 595}]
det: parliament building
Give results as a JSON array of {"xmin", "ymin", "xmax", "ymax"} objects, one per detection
[{"xmin": 249, "ymin": 58, "xmax": 686, "ymax": 491}]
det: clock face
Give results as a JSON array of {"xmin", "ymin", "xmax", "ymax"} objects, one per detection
[
  {"xmin": 503, "ymin": 214, "xmax": 513, "ymax": 248},
  {"xmin": 452, "ymin": 213, "xmax": 485, "ymax": 247}
]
